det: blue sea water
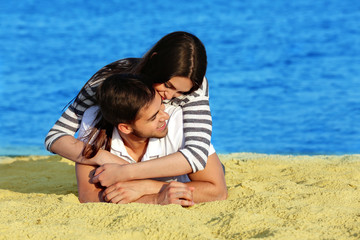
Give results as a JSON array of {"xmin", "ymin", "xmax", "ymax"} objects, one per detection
[{"xmin": 0, "ymin": 0, "xmax": 359, "ymax": 156}]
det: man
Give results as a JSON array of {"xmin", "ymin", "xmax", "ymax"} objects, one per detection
[{"xmin": 76, "ymin": 74, "xmax": 227, "ymax": 206}]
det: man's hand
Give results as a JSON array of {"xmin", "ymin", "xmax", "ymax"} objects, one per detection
[
  {"xmin": 156, "ymin": 181, "xmax": 195, "ymax": 206},
  {"xmin": 102, "ymin": 180, "xmax": 149, "ymax": 204}
]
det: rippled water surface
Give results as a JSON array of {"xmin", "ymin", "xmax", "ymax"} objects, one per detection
[{"xmin": 0, "ymin": 0, "xmax": 359, "ymax": 155}]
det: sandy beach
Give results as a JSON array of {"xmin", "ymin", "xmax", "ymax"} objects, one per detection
[{"xmin": 0, "ymin": 153, "xmax": 359, "ymax": 239}]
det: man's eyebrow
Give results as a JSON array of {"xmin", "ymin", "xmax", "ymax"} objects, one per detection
[{"xmin": 147, "ymin": 110, "xmax": 159, "ymax": 121}]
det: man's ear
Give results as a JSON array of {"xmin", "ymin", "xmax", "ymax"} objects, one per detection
[
  {"xmin": 150, "ymin": 52, "xmax": 157, "ymax": 58},
  {"xmin": 117, "ymin": 123, "xmax": 132, "ymax": 134}
]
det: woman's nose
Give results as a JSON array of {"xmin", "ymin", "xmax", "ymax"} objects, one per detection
[{"xmin": 165, "ymin": 89, "xmax": 177, "ymax": 99}]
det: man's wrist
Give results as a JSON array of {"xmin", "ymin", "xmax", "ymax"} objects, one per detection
[{"xmin": 136, "ymin": 194, "xmax": 158, "ymax": 204}]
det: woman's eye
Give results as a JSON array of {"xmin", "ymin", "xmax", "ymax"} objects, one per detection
[{"xmin": 164, "ymin": 82, "xmax": 171, "ymax": 88}]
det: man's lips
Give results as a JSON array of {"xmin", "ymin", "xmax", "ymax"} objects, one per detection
[{"xmin": 157, "ymin": 122, "xmax": 166, "ymax": 131}]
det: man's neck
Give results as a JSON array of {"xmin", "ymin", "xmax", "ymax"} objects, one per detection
[{"xmin": 119, "ymin": 131, "xmax": 149, "ymax": 162}]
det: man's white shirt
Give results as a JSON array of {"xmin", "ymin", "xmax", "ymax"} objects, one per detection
[{"xmin": 78, "ymin": 105, "xmax": 215, "ymax": 183}]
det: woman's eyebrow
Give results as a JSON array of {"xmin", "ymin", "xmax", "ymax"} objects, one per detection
[
  {"xmin": 168, "ymin": 81, "xmax": 185, "ymax": 93},
  {"xmin": 167, "ymin": 81, "xmax": 176, "ymax": 89}
]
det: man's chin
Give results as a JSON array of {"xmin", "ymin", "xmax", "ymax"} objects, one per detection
[{"xmin": 156, "ymin": 128, "xmax": 168, "ymax": 139}]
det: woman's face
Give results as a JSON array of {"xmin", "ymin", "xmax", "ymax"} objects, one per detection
[{"xmin": 153, "ymin": 76, "xmax": 193, "ymax": 100}]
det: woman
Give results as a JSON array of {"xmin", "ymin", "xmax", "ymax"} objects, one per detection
[{"xmin": 45, "ymin": 31, "xmax": 212, "ymax": 182}]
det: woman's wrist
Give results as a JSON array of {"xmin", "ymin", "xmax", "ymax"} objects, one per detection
[{"xmin": 94, "ymin": 149, "xmax": 129, "ymax": 165}]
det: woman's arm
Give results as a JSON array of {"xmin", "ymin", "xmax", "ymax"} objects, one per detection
[
  {"xmin": 46, "ymin": 87, "xmax": 128, "ymax": 165},
  {"xmin": 45, "ymin": 59, "xmax": 138, "ymax": 165},
  {"xmin": 91, "ymin": 152, "xmax": 192, "ymax": 187},
  {"xmin": 45, "ymin": 82, "xmax": 99, "ymax": 164},
  {"xmin": 179, "ymin": 95, "xmax": 212, "ymax": 172},
  {"xmin": 52, "ymin": 136, "xmax": 129, "ymax": 165},
  {"xmin": 168, "ymin": 77, "xmax": 212, "ymax": 172}
]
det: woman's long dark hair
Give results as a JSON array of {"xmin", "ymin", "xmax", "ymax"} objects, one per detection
[
  {"xmin": 74, "ymin": 31, "xmax": 207, "ymax": 103},
  {"xmin": 82, "ymin": 74, "xmax": 155, "ymax": 158},
  {"xmin": 134, "ymin": 31, "xmax": 207, "ymax": 93}
]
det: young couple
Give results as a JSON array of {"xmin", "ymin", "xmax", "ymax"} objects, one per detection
[{"xmin": 45, "ymin": 31, "xmax": 227, "ymax": 206}]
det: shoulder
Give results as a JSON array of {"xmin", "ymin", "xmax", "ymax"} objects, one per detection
[
  {"xmin": 165, "ymin": 106, "xmax": 183, "ymax": 125},
  {"xmin": 190, "ymin": 76, "xmax": 209, "ymax": 97},
  {"xmin": 78, "ymin": 106, "xmax": 100, "ymax": 139},
  {"xmin": 88, "ymin": 58, "xmax": 141, "ymax": 87},
  {"xmin": 168, "ymin": 77, "xmax": 209, "ymax": 106},
  {"xmin": 82, "ymin": 106, "xmax": 100, "ymax": 127},
  {"xmin": 164, "ymin": 106, "xmax": 184, "ymax": 149}
]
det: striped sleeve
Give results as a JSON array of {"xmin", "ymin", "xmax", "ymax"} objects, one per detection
[
  {"xmin": 44, "ymin": 84, "xmax": 98, "ymax": 152},
  {"xmin": 175, "ymin": 77, "xmax": 212, "ymax": 172},
  {"xmin": 44, "ymin": 58, "xmax": 139, "ymax": 152}
]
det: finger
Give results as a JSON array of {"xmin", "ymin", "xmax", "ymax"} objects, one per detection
[
  {"xmin": 104, "ymin": 184, "xmax": 116, "ymax": 195},
  {"xmin": 178, "ymin": 191, "xmax": 193, "ymax": 201},
  {"xmin": 178, "ymin": 199, "xmax": 194, "ymax": 207},
  {"xmin": 103, "ymin": 191, "xmax": 115, "ymax": 203},
  {"xmin": 94, "ymin": 166, "xmax": 104, "ymax": 176},
  {"xmin": 104, "ymin": 187, "xmax": 122, "ymax": 202},
  {"xmin": 170, "ymin": 189, "xmax": 193, "ymax": 202},
  {"xmin": 111, "ymin": 195, "xmax": 124, "ymax": 204},
  {"xmin": 168, "ymin": 181, "xmax": 187, "ymax": 187},
  {"xmin": 91, "ymin": 167, "xmax": 104, "ymax": 183},
  {"xmin": 91, "ymin": 173, "xmax": 100, "ymax": 184},
  {"xmin": 117, "ymin": 198, "xmax": 131, "ymax": 204}
]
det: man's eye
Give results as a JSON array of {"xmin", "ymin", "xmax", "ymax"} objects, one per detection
[{"xmin": 164, "ymin": 82, "xmax": 170, "ymax": 88}]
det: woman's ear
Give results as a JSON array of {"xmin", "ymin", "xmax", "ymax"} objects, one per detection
[{"xmin": 117, "ymin": 123, "xmax": 132, "ymax": 134}]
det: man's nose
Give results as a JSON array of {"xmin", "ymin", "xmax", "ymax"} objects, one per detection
[{"xmin": 160, "ymin": 110, "xmax": 170, "ymax": 121}]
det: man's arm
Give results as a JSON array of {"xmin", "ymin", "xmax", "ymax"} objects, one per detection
[
  {"xmin": 103, "ymin": 153, "xmax": 227, "ymax": 205},
  {"xmin": 91, "ymin": 152, "xmax": 192, "ymax": 187},
  {"xmin": 75, "ymin": 163, "xmax": 104, "ymax": 203},
  {"xmin": 185, "ymin": 153, "xmax": 227, "ymax": 203},
  {"xmin": 76, "ymin": 162, "xmax": 168, "ymax": 203}
]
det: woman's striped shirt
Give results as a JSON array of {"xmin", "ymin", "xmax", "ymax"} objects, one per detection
[{"xmin": 44, "ymin": 58, "xmax": 212, "ymax": 172}]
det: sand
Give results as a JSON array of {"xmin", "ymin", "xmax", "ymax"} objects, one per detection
[{"xmin": 0, "ymin": 153, "xmax": 359, "ymax": 239}]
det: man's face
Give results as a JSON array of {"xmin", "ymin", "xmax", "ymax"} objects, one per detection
[{"xmin": 131, "ymin": 92, "xmax": 170, "ymax": 139}]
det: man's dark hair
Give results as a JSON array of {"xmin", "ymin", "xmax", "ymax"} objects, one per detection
[{"xmin": 82, "ymin": 73, "xmax": 155, "ymax": 158}]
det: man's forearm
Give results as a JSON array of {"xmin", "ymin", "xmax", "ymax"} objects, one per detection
[
  {"xmin": 133, "ymin": 181, "xmax": 194, "ymax": 206},
  {"xmin": 134, "ymin": 194, "xmax": 158, "ymax": 204},
  {"xmin": 185, "ymin": 181, "xmax": 227, "ymax": 203}
]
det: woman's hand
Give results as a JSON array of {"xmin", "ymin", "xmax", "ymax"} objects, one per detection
[{"xmin": 91, "ymin": 164, "xmax": 127, "ymax": 187}]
